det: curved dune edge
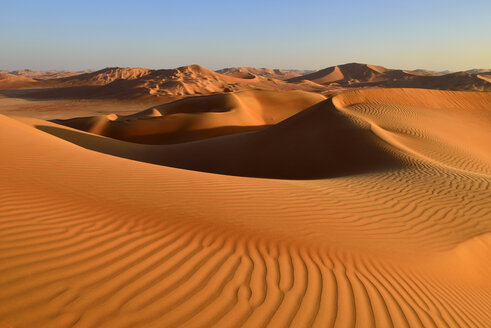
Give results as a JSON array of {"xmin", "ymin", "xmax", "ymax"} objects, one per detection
[
  {"xmin": 43, "ymin": 88, "xmax": 491, "ymax": 178},
  {"xmin": 333, "ymin": 89, "xmax": 491, "ymax": 175},
  {"xmin": 52, "ymin": 90, "xmax": 326, "ymax": 145},
  {"xmin": 0, "ymin": 88, "xmax": 490, "ymax": 327}
]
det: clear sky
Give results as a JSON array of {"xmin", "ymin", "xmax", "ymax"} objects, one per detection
[{"xmin": 1, "ymin": 0, "xmax": 490, "ymax": 71}]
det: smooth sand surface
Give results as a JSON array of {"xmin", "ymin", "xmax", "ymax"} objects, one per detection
[
  {"xmin": 2, "ymin": 63, "xmax": 488, "ymax": 105},
  {"xmin": 0, "ymin": 69, "xmax": 90, "ymax": 80},
  {"xmin": 0, "ymin": 73, "xmax": 37, "ymax": 89},
  {"xmin": 0, "ymin": 96, "xmax": 155, "ymax": 120},
  {"xmin": 53, "ymin": 90, "xmax": 326, "ymax": 144},
  {"xmin": 288, "ymin": 63, "xmax": 491, "ymax": 92},
  {"xmin": 1, "ymin": 65, "xmax": 322, "ymax": 100},
  {"xmin": 216, "ymin": 67, "xmax": 312, "ymax": 80},
  {"xmin": 0, "ymin": 88, "xmax": 490, "ymax": 327}
]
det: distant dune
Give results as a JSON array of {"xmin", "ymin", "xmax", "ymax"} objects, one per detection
[
  {"xmin": 216, "ymin": 67, "xmax": 314, "ymax": 80},
  {"xmin": 288, "ymin": 63, "xmax": 392, "ymax": 84},
  {"xmin": 54, "ymin": 65, "xmax": 316, "ymax": 96},
  {"xmin": 1, "ymin": 65, "xmax": 320, "ymax": 100},
  {"xmin": 1, "ymin": 63, "xmax": 488, "ymax": 102},
  {"xmin": 288, "ymin": 63, "xmax": 491, "ymax": 91},
  {"xmin": 408, "ymin": 69, "xmax": 443, "ymax": 76},
  {"xmin": 466, "ymin": 68, "xmax": 491, "ymax": 75},
  {"xmin": 0, "ymin": 72, "xmax": 37, "ymax": 89},
  {"xmin": 2, "ymin": 69, "xmax": 90, "ymax": 80},
  {"xmin": 0, "ymin": 87, "xmax": 490, "ymax": 327},
  {"xmin": 49, "ymin": 88, "xmax": 491, "ymax": 178},
  {"xmin": 53, "ymin": 90, "xmax": 325, "ymax": 144},
  {"xmin": 477, "ymin": 72, "xmax": 491, "ymax": 83}
]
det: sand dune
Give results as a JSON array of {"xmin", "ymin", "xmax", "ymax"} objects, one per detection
[
  {"xmin": 53, "ymin": 90, "xmax": 325, "ymax": 144},
  {"xmin": 14, "ymin": 65, "xmax": 321, "ymax": 100},
  {"xmin": 288, "ymin": 63, "xmax": 491, "ymax": 91},
  {"xmin": 2, "ymin": 64, "xmax": 488, "ymax": 104},
  {"xmin": 288, "ymin": 63, "xmax": 392, "ymax": 85},
  {"xmin": 477, "ymin": 73, "xmax": 491, "ymax": 83},
  {"xmin": 2, "ymin": 69, "xmax": 90, "ymax": 80},
  {"xmin": 0, "ymin": 97, "xmax": 152, "ymax": 120},
  {"xmin": 41, "ymin": 89, "xmax": 491, "ymax": 178},
  {"xmin": 466, "ymin": 69, "xmax": 491, "ymax": 75},
  {"xmin": 216, "ymin": 67, "xmax": 313, "ymax": 80},
  {"xmin": 0, "ymin": 73, "xmax": 37, "ymax": 89},
  {"xmin": 334, "ymin": 89, "xmax": 491, "ymax": 174},
  {"xmin": 0, "ymin": 87, "xmax": 490, "ymax": 327}
]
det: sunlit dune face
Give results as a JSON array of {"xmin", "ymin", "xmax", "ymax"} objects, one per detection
[{"xmin": 0, "ymin": 86, "xmax": 490, "ymax": 327}]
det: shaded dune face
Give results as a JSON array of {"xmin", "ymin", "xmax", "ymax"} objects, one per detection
[
  {"xmin": 216, "ymin": 67, "xmax": 309, "ymax": 80},
  {"xmin": 287, "ymin": 63, "xmax": 491, "ymax": 92},
  {"xmin": 334, "ymin": 89, "xmax": 491, "ymax": 174},
  {"xmin": 2, "ymin": 65, "xmax": 323, "ymax": 100},
  {"xmin": 0, "ymin": 88, "xmax": 490, "ymax": 327},
  {"xmin": 45, "ymin": 88, "xmax": 490, "ymax": 178},
  {"xmin": 39, "ymin": 98, "xmax": 403, "ymax": 179},
  {"xmin": 52, "ymin": 90, "xmax": 326, "ymax": 145},
  {"xmin": 2, "ymin": 63, "xmax": 488, "ymax": 106},
  {"xmin": 0, "ymin": 73, "xmax": 37, "ymax": 89}
]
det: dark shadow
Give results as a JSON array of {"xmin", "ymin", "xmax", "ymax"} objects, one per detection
[
  {"xmin": 0, "ymin": 86, "xmax": 110, "ymax": 100},
  {"xmin": 48, "ymin": 120, "xmax": 271, "ymax": 145},
  {"xmin": 35, "ymin": 98, "xmax": 406, "ymax": 180},
  {"xmin": 0, "ymin": 79, "xmax": 151, "ymax": 101}
]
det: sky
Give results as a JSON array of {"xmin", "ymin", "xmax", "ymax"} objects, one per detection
[{"xmin": 1, "ymin": 0, "xmax": 490, "ymax": 72}]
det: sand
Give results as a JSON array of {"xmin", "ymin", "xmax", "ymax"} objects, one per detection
[
  {"xmin": 1, "ymin": 65, "xmax": 322, "ymax": 100},
  {"xmin": 0, "ymin": 73, "xmax": 37, "ymax": 90},
  {"xmin": 2, "ymin": 63, "xmax": 488, "ymax": 106},
  {"xmin": 288, "ymin": 63, "xmax": 491, "ymax": 92},
  {"xmin": 216, "ymin": 67, "xmax": 314, "ymax": 80},
  {"xmin": 0, "ymin": 97, "xmax": 158, "ymax": 120},
  {"xmin": 1, "ymin": 69, "xmax": 90, "ymax": 80},
  {"xmin": 53, "ymin": 90, "xmax": 325, "ymax": 144},
  {"xmin": 0, "ymin": 87, "xmax": 490, "ymax": 327}
]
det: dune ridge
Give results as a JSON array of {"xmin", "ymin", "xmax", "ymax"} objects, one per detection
[
  {"xmin": 50, "ymin": 88, "xmax": 491, "ymax": 178},
  {"xmin": 52, "ymin": 90, "xmax": 326, "ymax": 144},
  {"xmin": 0, "ymin": 69, "xmax": 90, "ymax": 80},
  {"xmin": 288, "ymin": 63, "xmax": 491, "ymax": 92},
  {"xmin": 2, "ymin": 63, "xmax": 488, "ymax": 104},
  {"xmin": 0, "ymin": 73, "xmax": 37, "ymax": 89},
  {"xmin": 0, "ymin": 88, "xmax": 490, "ymax": 327},
  {"xmin": 216, "ymin": 67, "xmax": 314, "ymax": 80},
  {"xmin": 5, "ymin": 65, "xmax": 320, "ymax": 100}
]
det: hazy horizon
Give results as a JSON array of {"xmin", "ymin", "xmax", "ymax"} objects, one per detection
[
  {"xmin": 1, "ymin": 0, "xmax": 490, "ymax": 72},
  {"xmin": 1, "ymin": 62, "xmax": 489, "ymax": 74}
]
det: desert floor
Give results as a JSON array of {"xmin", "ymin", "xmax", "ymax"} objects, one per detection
[{"xmin": 0, "ymin": 88, "xmax": 490, "ymax": 327}]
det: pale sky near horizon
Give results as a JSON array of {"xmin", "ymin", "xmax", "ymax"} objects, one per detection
[{"xmin": 1, "ymin": 0, "xmax": 490, "ymax": 72}]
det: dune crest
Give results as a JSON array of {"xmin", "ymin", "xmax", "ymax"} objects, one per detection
[
  {"xmin": 334, "ymin": 89, "xmax": 491, "ymax": 174},
  {"xmin": 288, "ymin": 63, "xmax": 491, "ymax": 91},
  {"xmin": 1, "ymin": 69, "xmax": 90, "ymax": 80},
  {"xmin": 8, "ymin": 65, "xmax": 322, "ymax": 100},
  {"xmin": 0, "ymin": 87, "xmax": 490, "ymax": 327},
  {"xmin": 53, "ymin": 90, "xmax": 326, "ymax": 144},
  {"xmin": 3, "ymin": 63, "xmax": 488, "ymax": 104},
  {"xmin": 216, "ymin": 67, "xmax": 314, "ymax": 80},
  {"xmin": 0, "ymin": 73, "xmax": 37, "ymax": 89}
]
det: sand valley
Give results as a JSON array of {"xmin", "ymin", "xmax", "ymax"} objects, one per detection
[{"xmin": 0, "ymin": 63, "xmax": 490, "ymax": 327}]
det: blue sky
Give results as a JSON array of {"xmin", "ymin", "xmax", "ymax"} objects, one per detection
[{"xmin": 1, "ymin": 0, "xmax": 490, "ymax": 71}]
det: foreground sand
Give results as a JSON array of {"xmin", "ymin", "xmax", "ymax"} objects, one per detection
[{"xmin": 0, "ymin": 89, "xmax": 490, "ymax": 327}]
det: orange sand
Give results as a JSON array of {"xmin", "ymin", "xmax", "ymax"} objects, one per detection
[
  {"xmin": 0, "ymin": 88, "xmax": 490, "ymax": 327},
  {"xmin": 53, "ymin": 90, "xmax": 325, "ymax": 144}
]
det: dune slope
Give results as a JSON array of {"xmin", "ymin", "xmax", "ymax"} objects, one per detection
[
  {"xmin": 52, "ymin": 90, "xmax": 326, "ymax": 144},
  {"xmin": 0, "ymin": 73, "xmax": 37, "ymax": 89},
  {"xmin": 288, "ymin": 63, "xmax": 491, "ymax": 92},
  {"xmin": 7, "ymin": 65, "xmax": 323, "ymax": 100},
  {"xmin": 0, "ymin": 88, "xmax": 490, "ymax": 327},
  {"xmin": 216, "ymin": 67, "xmax": 312, "ymax": 80}
]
